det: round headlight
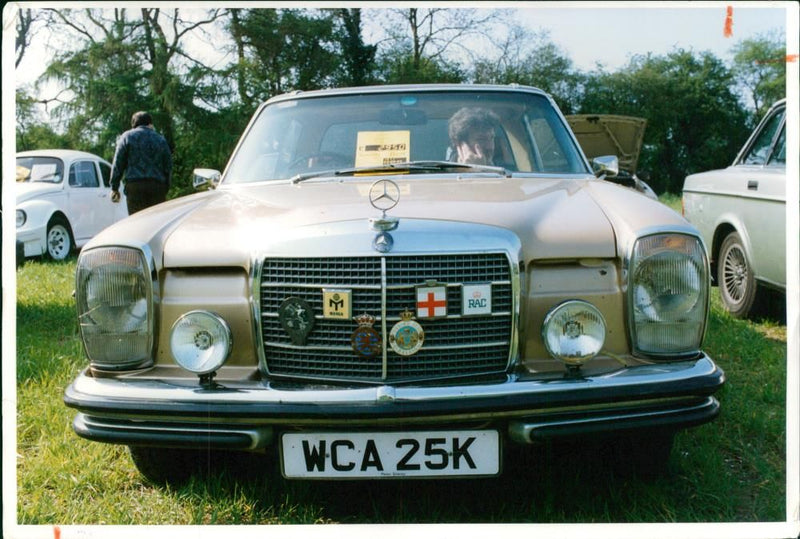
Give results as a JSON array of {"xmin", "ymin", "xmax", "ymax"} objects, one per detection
[
  {"xmin": 16, "ymin": 210, "xmax": 27, "ymax": 228},
  {"xmin": 170, "ymin": 311, "xmax": 232, "ymax": 374},
  {"xmin": 542, "ymin": 300, "xmax": 606, "ymax": 366}
]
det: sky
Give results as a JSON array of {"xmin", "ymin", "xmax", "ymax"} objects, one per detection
[
  {"xmin": 512, "ymin": 4, "xmax": 789, "ymax": 71},
  {"xmin": 10, "ymin": 2, "xmax": 794, "ymax": 90}
]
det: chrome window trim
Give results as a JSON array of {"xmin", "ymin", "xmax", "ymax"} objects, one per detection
[{"xmin": 733, "ymin": 99, "xmax": 787, "ymax": 167}]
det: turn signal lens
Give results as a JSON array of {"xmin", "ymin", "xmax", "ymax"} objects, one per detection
[
  {"xmin": 542, "ymin": 300, "xmax": 606, "ymax": 366},
  {"xmin": 170, "ymin": 311, "xmax": 232, "ymax": 374}
]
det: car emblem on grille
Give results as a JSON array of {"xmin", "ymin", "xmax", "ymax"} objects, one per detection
[
  {"xmin": 350, "ymin": 313, "xmax": 382, "ymax": 358},
  {"xmin": 373, "ymin": 231, "xmax": 394, "ymax": 253},
  {"xmin": 278, "ymin": 297, "xmax": 315, "ymax": 345},
  {"xmin": 389, "ymin": 309, "xmax": 424, "ymax": 356}
]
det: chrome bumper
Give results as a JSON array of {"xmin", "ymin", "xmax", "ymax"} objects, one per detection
[{"xmin": 65, "ymin": 355, "xmax": 724, "ymax": 450}]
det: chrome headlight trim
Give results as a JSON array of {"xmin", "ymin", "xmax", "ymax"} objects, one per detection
[
  {"xmin": 170, "ymin": 310, "xmax": 233, "ymax": 375},
  {"xmin": 16, "ymin": 209, "xmax": 27, "ymax": 228},
  {"xmin": 626, "ymin": 232, "xmax": 709, "ymax": 358},
  {"xmin": 542, "ymin": 300, "xmax": 607, "ymax": 366},
  {"xmin": 75, "ymin": 244, "xmax": 156, "ymax": 371}
]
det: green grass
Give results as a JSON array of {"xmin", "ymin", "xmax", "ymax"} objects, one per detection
[{"xmin": 14, "ymin": 253, "xmax": 787, "ymax": 525}]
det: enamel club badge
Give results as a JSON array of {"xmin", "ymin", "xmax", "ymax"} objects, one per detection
[
  {"xmin": 416, "ymin": 284, "xmax": 447, "ymax": 319},
  {"xmin": 278, "ymin": 297, "xmax": 315, "ymax": 345},
  {"xmin": 389, "ymin": 309, "xmax": 424, "ymax": 356},
  {"xmin": 350, "ymin": 313, "xmax": 382, "ymax": 358}
]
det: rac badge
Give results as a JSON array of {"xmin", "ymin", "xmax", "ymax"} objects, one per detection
[
  {"xmin": 278, "ymin": 297, "xmax": 315, "ymax": 346},
  {"xmin": 389, "ymin": 309, "xmax": 425, "ymax": 357},
  {"xmin": 350, "ymin": 313, "xmax": 382, "ymax": 358}
]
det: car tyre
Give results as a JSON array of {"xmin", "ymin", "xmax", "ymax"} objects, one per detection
[
  {"xmin": 717, "ymin": 231, "xmax": 763, "ymax": 318},
  {"xmin": 46, "ymin": 216, "xmax": 73, "ymax": 261},
  {"xmin": 128, "ymin": 446, "xmax": 205, "ymax": 486}
]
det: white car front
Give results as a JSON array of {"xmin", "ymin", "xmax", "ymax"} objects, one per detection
[{"xmin": 15, "ymin": 150, "xmax": 128, "ymax": 260}]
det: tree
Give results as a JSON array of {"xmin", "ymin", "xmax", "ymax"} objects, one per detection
[
  {"xmin": 225, "ymin": 8, "xmax": 340, "ymax": 103},
  {"xmin": 33, "ymin": 8, "xmax": 225, "ymax": 194},
  {"xmin": 472, "ymin": 26, "xmax": 582, "ymax": 113},
  {"xmin": 373, "ymin": 8, "xmax": 501, "ymax": 84},
  {"xmin": 15, "ymin": 8, "xmax": 46, "ymax": 68},
  {"xmin": 580, "ymin": 50, "xmax": 749, "ymax": 194},
  {"xmin": 731, "ymin": 31, "xmax": 786, "ymax": 121},
  {"xmin": 329, "ymin": 8, "xmax": 378, "ymax": 87},
  {"xmin": 15, "ymin": 90, "xmax": 69, "ymax": 151}
]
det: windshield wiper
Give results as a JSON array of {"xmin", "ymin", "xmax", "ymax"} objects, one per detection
[{"xmin": 290, "ymin": 160, "xmax": 511, "ymax": 184}]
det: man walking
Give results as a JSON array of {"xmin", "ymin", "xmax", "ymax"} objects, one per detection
[{"xmin": 110, "ymin": 111, "xmax": 172, "ymax": 214}]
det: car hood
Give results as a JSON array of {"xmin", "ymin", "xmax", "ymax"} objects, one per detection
[
  {"xmin": 16, "ymin": 181, "xmax": 63, "ymax": 203},
  {"xmin": 566, "ymin": 115, "xmax": 647, "ymax": 175},
  {"xmin": 87, "ymin": 176, "xmax": 688, "ymax": 269}
]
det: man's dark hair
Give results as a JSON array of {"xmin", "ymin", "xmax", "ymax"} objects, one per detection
[
  {"xmin": 131, "ymin": 111, "xmax": 153, "ymax": 128},
  {"xmin": 448, "ymin": 107, "xmax": 499, "ymax": 145}
]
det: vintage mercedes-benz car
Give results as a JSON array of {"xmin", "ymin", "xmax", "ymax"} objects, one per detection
[
  {"xmin": 16, "ymin": 149, "xmax": 128, "ymax": 261},
  {"xmin": 65, "ymin": 84, "xmax": 724, "ymax": 484},
  {"xmin": 682, "ymin": 99, "xmax": 786, "ymax": 318}
]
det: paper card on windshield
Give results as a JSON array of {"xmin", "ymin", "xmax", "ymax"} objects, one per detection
[{"xmin": 355, "ymin": 131, "xmax": 410, "ymax": 167}]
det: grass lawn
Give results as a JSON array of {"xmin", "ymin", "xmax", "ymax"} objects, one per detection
[{"xmin": 13, "ymin": 236, "xmax": 787, "ymax": 525}]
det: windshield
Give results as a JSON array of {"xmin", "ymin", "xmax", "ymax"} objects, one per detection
[
  {"xmin": 16, "ymin": 156, "xmax": 65, "ymax": 184},
  {"xmin": 224, "ymin": 89, "xmax": 589, "ymax": 184}
]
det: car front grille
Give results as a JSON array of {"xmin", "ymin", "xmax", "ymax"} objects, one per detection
[{"xmin": 259, "ymin": 253, "xmax": 515, "ymax": 383}]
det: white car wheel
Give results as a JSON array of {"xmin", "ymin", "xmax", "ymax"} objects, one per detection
[{"xmin": 46, "ymin": 219, "xmax": 73, "ymax": 261}]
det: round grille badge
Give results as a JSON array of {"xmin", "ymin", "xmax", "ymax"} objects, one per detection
[
  {"xmin": 389, "ymin": 309, "xmax": 424, "ymax": 356},
  {"xmin": 278, "ymin": 297, "xmax": 315, "ymax": 345},
  {"xmin": 350, "ymin": 313, "xmax": 381, "ymax": 358}
]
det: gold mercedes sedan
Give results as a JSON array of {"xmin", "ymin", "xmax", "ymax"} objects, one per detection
[{"xmin": 65, "ymin": 84, "xmax": 724, "ymax": 484}]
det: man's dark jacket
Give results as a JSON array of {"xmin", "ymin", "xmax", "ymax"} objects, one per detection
[{"xmin": 110, "ymin": 125, "xmax": 172, "ymax": 191}]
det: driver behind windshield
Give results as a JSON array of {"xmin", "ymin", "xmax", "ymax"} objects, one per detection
[{"xmin": 448, "ymin": 107, "xmax": 499, "ymax": 165}]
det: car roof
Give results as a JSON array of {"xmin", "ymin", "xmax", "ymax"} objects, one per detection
[
  {"xmin": 264, "ymin": 83, "xmax": 551, "ymax": 105},
  {"xmin": 16, "ymin": 149, "xmax": 108, "ymax": 162}
]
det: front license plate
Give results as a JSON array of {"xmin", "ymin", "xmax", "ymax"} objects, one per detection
[{"xmin": 281, "ymin": 430, "xmax": 500, "ymax": 479}]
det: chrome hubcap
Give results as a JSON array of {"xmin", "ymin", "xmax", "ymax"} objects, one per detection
[{"xmin": 722, "ymin": 244, "xmax": 747, "ymax": 302}]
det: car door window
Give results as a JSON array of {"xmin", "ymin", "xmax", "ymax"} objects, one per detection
[
  {"xmin": 99, "ymin": 162, "xmax": 112, "ymax": 187},
  {"xmin": 742, "ymin": 111, "xmax": 784, "ymax": 165},
  {"xmin": 69, "ymin": 160, "xmax": 100, "ymax": 188},
  {"xmin": 767, "ymin": 126, "xmax": 785, "ymax": 166}
]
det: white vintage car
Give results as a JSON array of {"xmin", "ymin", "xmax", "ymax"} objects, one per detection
[
  {"xmin": 15, "ymin": 149, "xmax": 128, "ymax": 260},
  {"xmin": 64, "ymin": 85, "xmax": 724, "ymax": 484},
  {"xmin": 682, "ymin": 99, "xmax": 787, "ymax": 318}
]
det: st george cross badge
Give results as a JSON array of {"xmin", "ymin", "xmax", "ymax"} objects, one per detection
[{"xmin": 416, "ymin": 283, "xmax": 447, "ymax": 319}]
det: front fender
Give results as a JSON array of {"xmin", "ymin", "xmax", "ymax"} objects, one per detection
[{"xmin": 16, "ymin": 198, "xmax": 69, "ymax": 256}]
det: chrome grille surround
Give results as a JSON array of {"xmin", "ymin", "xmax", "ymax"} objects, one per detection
[{"xmin": 252, "ymin": 220, "xmax": 521, "ymax": 384}]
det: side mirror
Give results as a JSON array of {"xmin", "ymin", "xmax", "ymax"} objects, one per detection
[
  {"xmin": 193, "ymin": 168, "xmax": 221, "ymax": 191},
  {"xmin": 591, "ymin": 156, "xmax": 619, "ymax": 179}
]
